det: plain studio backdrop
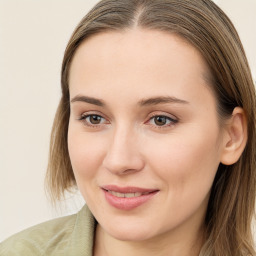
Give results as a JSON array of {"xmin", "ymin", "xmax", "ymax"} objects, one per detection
[{"xmin": 0, "ymin": 0, "xmax": 255, "ymax": 242}]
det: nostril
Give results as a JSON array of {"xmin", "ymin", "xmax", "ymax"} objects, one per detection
[{"xmin": 102, "ymin": 138, "xmax": 145, "ymax": 175}]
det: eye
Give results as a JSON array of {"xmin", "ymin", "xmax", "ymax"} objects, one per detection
[
  {"xmin": 78, "ymin": 114, "xmax": 108, "ymax": 126},
  {"xmin": 148, "ymin": 115, "xmax": 178, "ymax": 127},
  {"xmin": 87, "ymin": 115, "xmax": 104, "ymax": 124}
]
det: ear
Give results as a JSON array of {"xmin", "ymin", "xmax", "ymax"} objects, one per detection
[{"xmin": 220, "ymin": 107, "xmax": 248, "ymax": 165}]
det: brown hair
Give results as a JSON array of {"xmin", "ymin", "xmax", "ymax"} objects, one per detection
[{"xmin": 46, "ymin": 0, "xmax": 256, "ymax": 254}]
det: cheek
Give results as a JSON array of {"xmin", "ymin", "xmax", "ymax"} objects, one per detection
[
  {"xmin": 67, "ymin": 129, "xmax": 106, "ymax": 181},
  {"xmin": 145, "ymin": 126, "xmax": 221, "ymax": 194},
  {"xmin": 146, "ymin": 131, "xmax": 221, "ymax": 225},
  {"xmin": 67, "ymin": 129, "xmax": 108, "ymax": 206}
]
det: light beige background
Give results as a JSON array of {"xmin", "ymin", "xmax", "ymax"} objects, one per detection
[{"xmin": 0, "ymin": 0, "xmax": 255, "ymax": 242}]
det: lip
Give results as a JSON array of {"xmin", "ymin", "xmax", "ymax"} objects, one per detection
[
  {"xmin": 102, "ymin": 185, "xmax": 159, "ymax": 211},
  {"xmin": 102, "ymin": 185, "xmax": 157, "ymax": 193}
]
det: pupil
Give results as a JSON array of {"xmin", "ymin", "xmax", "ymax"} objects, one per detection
[
  {"xmin": 155, "ymin": 116, "xmax": 166, "ymax": 126},
  {"xmin": 90, "ymin": 115, "xmax": 101, "ymax": 124}
]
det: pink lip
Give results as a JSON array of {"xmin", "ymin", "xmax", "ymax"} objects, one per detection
[{"xmin": 102, "ymin": 185, "xmax": 159, "ymax": 211}]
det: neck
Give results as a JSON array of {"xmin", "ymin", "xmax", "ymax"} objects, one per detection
[{"xmin": 94, "ymin": 222, "xmax": 205, "ymax": 256}]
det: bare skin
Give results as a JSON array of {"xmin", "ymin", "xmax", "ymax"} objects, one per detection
[{"xmin": 68, "ymin": 29, "xmax": 247, "ymax": 256}]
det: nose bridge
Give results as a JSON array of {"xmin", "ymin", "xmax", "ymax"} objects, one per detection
[{"xmin": 103, "ymin": 123, "xmax": 144, "ymax": 174}]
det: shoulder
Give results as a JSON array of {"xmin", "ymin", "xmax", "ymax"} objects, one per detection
[{"xmin": 0, "ymin": 205, "xmax": 94, "ymax": 256}]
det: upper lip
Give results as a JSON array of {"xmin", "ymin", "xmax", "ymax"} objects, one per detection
[{"xmin": 101, "ymin": 185, "xmax": 159, "ymax": 193}]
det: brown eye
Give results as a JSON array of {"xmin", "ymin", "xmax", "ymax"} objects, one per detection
[
  {"xmin": 78, "ymin": 114, "xmax": 106, "ymax": 126},
  {"xmin": 154, "ymin": 116, "xmax": 168, "ymax": 126},
  {"xmin": 148, "ymin": 115, "xmax": 178, "ymax": 127},
  {"xmin": 89, "ymin": 115, "xmax": 102, "ymax": 124}
]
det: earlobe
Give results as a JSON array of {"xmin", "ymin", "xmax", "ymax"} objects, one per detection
[{"xmin": 220, "ymin": 107, "xmax": 247, "ymax": 165}]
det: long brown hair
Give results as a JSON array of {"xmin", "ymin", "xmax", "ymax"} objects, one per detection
[{"xmin": 46, "ymin": 0, "xmax": 256, "ymax": 254}]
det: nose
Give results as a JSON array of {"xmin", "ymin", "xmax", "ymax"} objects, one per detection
[{"xmin": 102, "ymin": 126, "xmax": 145, "ymax": 175}]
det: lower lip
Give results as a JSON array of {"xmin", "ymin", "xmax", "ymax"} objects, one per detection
[{"xmin": 103, "ymin": 190, "xmax": 158, "ymax": 210}]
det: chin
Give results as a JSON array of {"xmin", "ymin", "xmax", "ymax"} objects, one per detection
[
  {"xmin": 103, "ymin": 221, "xmax": 156, "ymax": 242},
  {"xmin": 110, "ymin": 231, "xmax": 153, "ymax": 242}
]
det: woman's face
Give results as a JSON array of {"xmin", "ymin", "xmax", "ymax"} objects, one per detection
[{"xmin": 68, "ymin": 29, "xmax": 226, "ymax": 242}]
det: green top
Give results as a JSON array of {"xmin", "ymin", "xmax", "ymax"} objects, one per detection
[{"xmin": 0, "ymin": 205, "xmax": 96, "ymax": 256}]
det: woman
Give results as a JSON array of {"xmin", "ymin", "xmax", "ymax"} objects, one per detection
[{"xmin": 1, "ymin": 0, "xmax": 255, "ymax": 255}]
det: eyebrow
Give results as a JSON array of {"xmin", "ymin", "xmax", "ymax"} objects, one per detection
[
  {"xmin": 138, "ymin": 96, "xmax": 189, "ymax": 106},
  {"xmin": 70, "ymin": 95, "xmax": 189, "ymax": 107},
  {"xmin": 70, "ymin": 95, "xmax": 105, "ymax": 106}
]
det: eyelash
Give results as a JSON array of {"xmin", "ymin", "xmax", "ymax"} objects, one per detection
[
  {"xmin": 78, "ymin": 112, "xmax": 178, "ymax": 129},
  {"xmin": 146, "ymin": 114, "xmax": 178, "ymax": 129},
  {"xmin": 78, "ymin": 113, "xmax": 109, "ymax": 128}
]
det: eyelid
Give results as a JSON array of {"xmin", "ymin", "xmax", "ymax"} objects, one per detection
[
  {"xmin": 76, "ymin": 110, "xmax": 178, "ymax": 129},
  {"xmin": 77, "ymin": 111, "xmax": 110, "ymax": 127},
  {"xmin": 147, "ymin": 111, "xmax": 178, "ymax": 121},
  {"xmin": 78, "ymin": 110, "xmax": 109, "ymax": 120},
  {"xmin": 145, "ymin": 111, "xmax": 179, "ymax": 128}
]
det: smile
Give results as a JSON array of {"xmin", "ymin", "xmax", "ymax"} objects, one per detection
[
  {"xmin": 107, "ymin": 190, "xmax": 151, "ymax": 198},
  {"xmin": 101, "ymin": 185, "xmax": 159, "ymax": 210}
]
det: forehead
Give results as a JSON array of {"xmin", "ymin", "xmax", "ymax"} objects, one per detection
[{"xmin": 69, "ymin": 29, "xmax": 214, "ymax": 105}]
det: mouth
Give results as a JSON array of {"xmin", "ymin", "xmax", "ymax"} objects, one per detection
[
  {"xmin": 101, "ymin": 185, "xmax": 159, "ymax": 210},
  {"xmin": 106, "ymin": 190, "xmax": 152, "ymax": 198}
]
